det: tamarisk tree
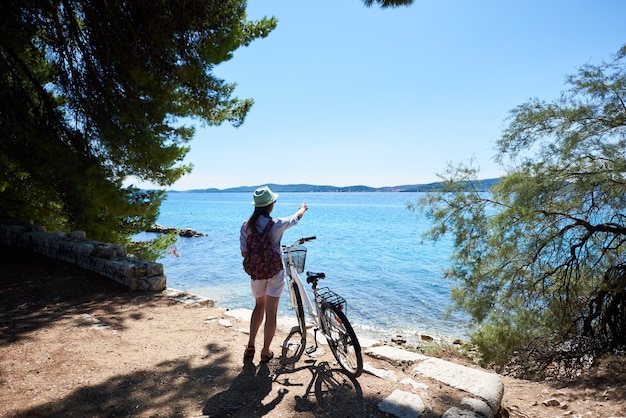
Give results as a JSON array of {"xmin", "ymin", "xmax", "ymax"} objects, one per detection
[{"xmin": 416, "ymin": 45, "xmax": 626, "ymax": 378}]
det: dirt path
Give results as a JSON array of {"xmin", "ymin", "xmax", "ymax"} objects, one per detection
[{"xmin": 1, "ymin": 246, "xmax": 625, "ymax": 417}]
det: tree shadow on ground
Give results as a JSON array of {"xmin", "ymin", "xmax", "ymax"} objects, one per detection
[
  {"xmin": 0, "ymin": 245, "xmax": 168, "ymax": 346},
  {"xmin": 273, "ymin": 346, "xmax": 369, "ymax": 418},
  {"xmin": 0, "ymin": 245, "xmax": 407, "ymax": 417},
  {"xmin": 201, "ymin": 354, "xmax": 369, "ymax": 418},
  {"xmin": 10, "ymin": 344, "xmax": 230, "ymax": 417},
  {"xmin": 202, "ymin": 358, "xmax": 287, "ymax": 417}
]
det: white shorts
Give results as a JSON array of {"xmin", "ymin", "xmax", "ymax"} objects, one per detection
[{"xmin": 250, "ymin": 270, "xmax": 285, "ymax": 298}]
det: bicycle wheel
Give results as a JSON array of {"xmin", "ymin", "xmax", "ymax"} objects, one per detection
[
  {"xmin": 282, "ymin": 281, "xmax": 307, "ymax": 362},
  {"xmin": 321, "ymin": 303, "xmax": 363, "ymax": 378},
  {"xmin": 314, "ymin": 362, "xmax": 363, "ymax": 410}
]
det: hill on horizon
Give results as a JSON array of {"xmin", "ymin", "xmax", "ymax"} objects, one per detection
[{"xmin": 169, "ymin": 178, "xmax": 500, "ymax": 193}]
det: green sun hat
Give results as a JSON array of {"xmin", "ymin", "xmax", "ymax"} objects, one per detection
[{"xmin": 252, "ymin": 186, "xmax": 279, "ymax": 207}]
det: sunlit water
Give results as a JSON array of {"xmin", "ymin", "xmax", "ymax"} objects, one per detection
[{"xmin": 135, "ymin": 192, "xmax": 474, "ymax": 344}]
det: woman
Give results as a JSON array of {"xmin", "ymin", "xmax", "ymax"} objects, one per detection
[{"xmin": 240, "ymin": 186, "xmax": 308, "ymax": 362}]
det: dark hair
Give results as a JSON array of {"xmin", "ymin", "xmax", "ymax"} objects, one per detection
[{"xmin": 245, "ymin": 203, "xmax": 274, "ymax": 232}]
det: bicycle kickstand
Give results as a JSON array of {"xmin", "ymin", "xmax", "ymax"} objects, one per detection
[{"xmin": 305, "ymin": 327, "xmax": 320, "ymax": 355}]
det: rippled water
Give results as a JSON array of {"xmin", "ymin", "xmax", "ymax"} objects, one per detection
[{"xmin": 136, "ymin": 192, "xmax": 473, "ymax": 343}]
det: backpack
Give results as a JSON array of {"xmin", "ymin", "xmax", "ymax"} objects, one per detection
[{"xmin": 243, "ymin": 219, "xmax": 283, "ymax": 280}]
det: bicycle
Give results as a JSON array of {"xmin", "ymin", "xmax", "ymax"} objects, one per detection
[{"xmin": 281, "ymin": 236, "xmax": 363, "ymax": 378}]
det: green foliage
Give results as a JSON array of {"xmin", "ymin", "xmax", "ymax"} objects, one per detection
[
  {"xmin": 0, "ymin": 0, "xmax": 276, "ymax": 243},
  {"xmin": 127, "ymin": 231, "xmax": 178, "ymax": 263},
  {"xmin": 415, "ymin": 45, "xmax": 626, "ymax": 377},
  {"xmin": 361, "ymin": 0, "xmax": 415, "ymax": 7}
]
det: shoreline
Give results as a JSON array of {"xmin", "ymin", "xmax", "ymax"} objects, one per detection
[{"xmin": 166, "ymin": 287, "xmax": 470, "ymax": 352}]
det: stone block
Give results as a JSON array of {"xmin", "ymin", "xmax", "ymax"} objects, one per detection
[
  {"xmin": 378, "ymin": 390, "xmax": 425, "ymax": 417},
  {"xmin": 0, "ymin": 222, "xmax": 166, "ymax": 292},
  {"xmin": 69, "ymin": 231, "xmax": 86, "ymax": 240}
]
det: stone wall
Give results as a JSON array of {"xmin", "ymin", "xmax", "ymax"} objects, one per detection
[{"xmin": 0, "ymin": 219, "xmax": 166, "ymax": 291}]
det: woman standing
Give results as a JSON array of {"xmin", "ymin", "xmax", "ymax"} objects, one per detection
[{"xmin": 240, "ymin": 186, "xmax": 308, "ymax": 362}]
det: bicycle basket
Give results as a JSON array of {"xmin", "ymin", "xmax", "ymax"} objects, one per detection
[
  {"xmin": 315, "ymin": 287, "xmax": 347, "ymax": 311},
  {"xmin": 283, "ymin": 245, "xmax": 307, "ymax": 274}
]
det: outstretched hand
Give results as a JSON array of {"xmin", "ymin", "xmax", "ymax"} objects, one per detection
[{"xmin": 296, "ymin": 201, "xmax": 308, "ymax": 220}]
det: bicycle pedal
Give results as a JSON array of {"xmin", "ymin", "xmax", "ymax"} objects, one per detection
[
  {"xmin": 305, "ymin": 345, "xmax": 317, "ymax": 355},
  {"xmin": 282, "ymin": 341, "xmax": 301, "ymax": 349}
]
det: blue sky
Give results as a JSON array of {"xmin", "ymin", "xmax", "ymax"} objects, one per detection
[{"xmin": 129, "ymin": 0, "xmax": 625, "ymax": 190}]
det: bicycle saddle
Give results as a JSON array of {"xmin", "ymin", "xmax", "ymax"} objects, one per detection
[{"xmin": 305, "ymin": 271, "xmax": 325, "ymax": 284}]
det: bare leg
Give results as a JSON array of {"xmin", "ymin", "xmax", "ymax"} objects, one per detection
[
  {"xmin": 261, "ymin": 295, "xmax": 280, "ymax": 358},
  {"xmin": 247, "ymin": 295, "xmax": 267, "ymax": 350}
]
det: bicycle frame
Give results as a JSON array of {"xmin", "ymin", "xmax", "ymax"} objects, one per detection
[
  {"xmin": 282, "ymin": 236, "xmax": 363, "ymax": 378},
  {"xmin": 286, "ymin": 255, "xmax": 319, "ymax": 323}
]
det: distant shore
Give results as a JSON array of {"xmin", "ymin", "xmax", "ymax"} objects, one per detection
[{"xmin": 161, "ymin": 178, "xmax": 500, "ymax": 194}]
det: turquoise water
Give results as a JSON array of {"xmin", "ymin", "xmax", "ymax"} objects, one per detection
[{"xmin": 136, "ymin": 192, "xmax": 473, "ymax": 343}]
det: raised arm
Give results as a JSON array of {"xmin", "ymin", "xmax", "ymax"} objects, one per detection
[{"xmin": 295, "ymin": 202, "xmax": 308, "ymax": 220}]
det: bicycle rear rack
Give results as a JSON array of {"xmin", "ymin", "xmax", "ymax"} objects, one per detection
[{"xmin": 315, "ymin": 287, "xmax": 347, "ymax": 311}]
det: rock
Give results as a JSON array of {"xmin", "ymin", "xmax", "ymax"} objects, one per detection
[
  {"xmin": 378, "ymin": 390, "xmax": 426, "ymax": 417},
  {"xmin": 146, "ymin": 224, "xmax": 207, "ymax": 237},
  {"xmin": 365, "ymin": 345, "xmax": 429, "ymax": 366},
  {"xmin": 146, "ymin": 224, "xmax": 177, "ymax": 233},
  {"xmin": 218, "ymin": 319, "xmax": 233, "ymax": 328},
  {"xmin": 363, "ymin": 362, "xmax": 398, "ymax": 381},
  {"xmin": 391, "ymin": 334, "xmax": 407, "ymax": 344},
  {"xmin": 162, "ymin": 289, "xmax": 214, "ymax": 307},
  {"xmin": 178, "ymin": 228, "xmax": 207, "ymax": 237},
  {"xmin": 69, "ymin": 230, "xmax": 86, "ymax": 240},
  {"xmin": 542, "ymin": 398, "xmax": 561, "ymax": 407},
  {"xmin": 400, "ymin": 377, "xmax": 428, "ymax": 391},
  {"xmin": 413, "ymin": 357, "xmax": 504, "ymax": 415},
  {"xmin": 442, "ymin": 406, "xmax": 483, "ymax": 417}
]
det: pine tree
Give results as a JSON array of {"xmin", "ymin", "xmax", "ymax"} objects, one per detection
[{"xmin": 0, "ymin": 0, "xmax": 276, "ymax": 243}]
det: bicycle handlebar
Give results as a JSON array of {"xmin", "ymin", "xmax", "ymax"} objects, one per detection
[{"xmin": 284, "ymin": 236, "xmax": 316, "ymax": 249}]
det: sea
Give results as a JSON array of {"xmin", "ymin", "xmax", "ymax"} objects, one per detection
[{"xmin": 134, "ymin": 192, "xmax": 474, "ymax": 345}]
